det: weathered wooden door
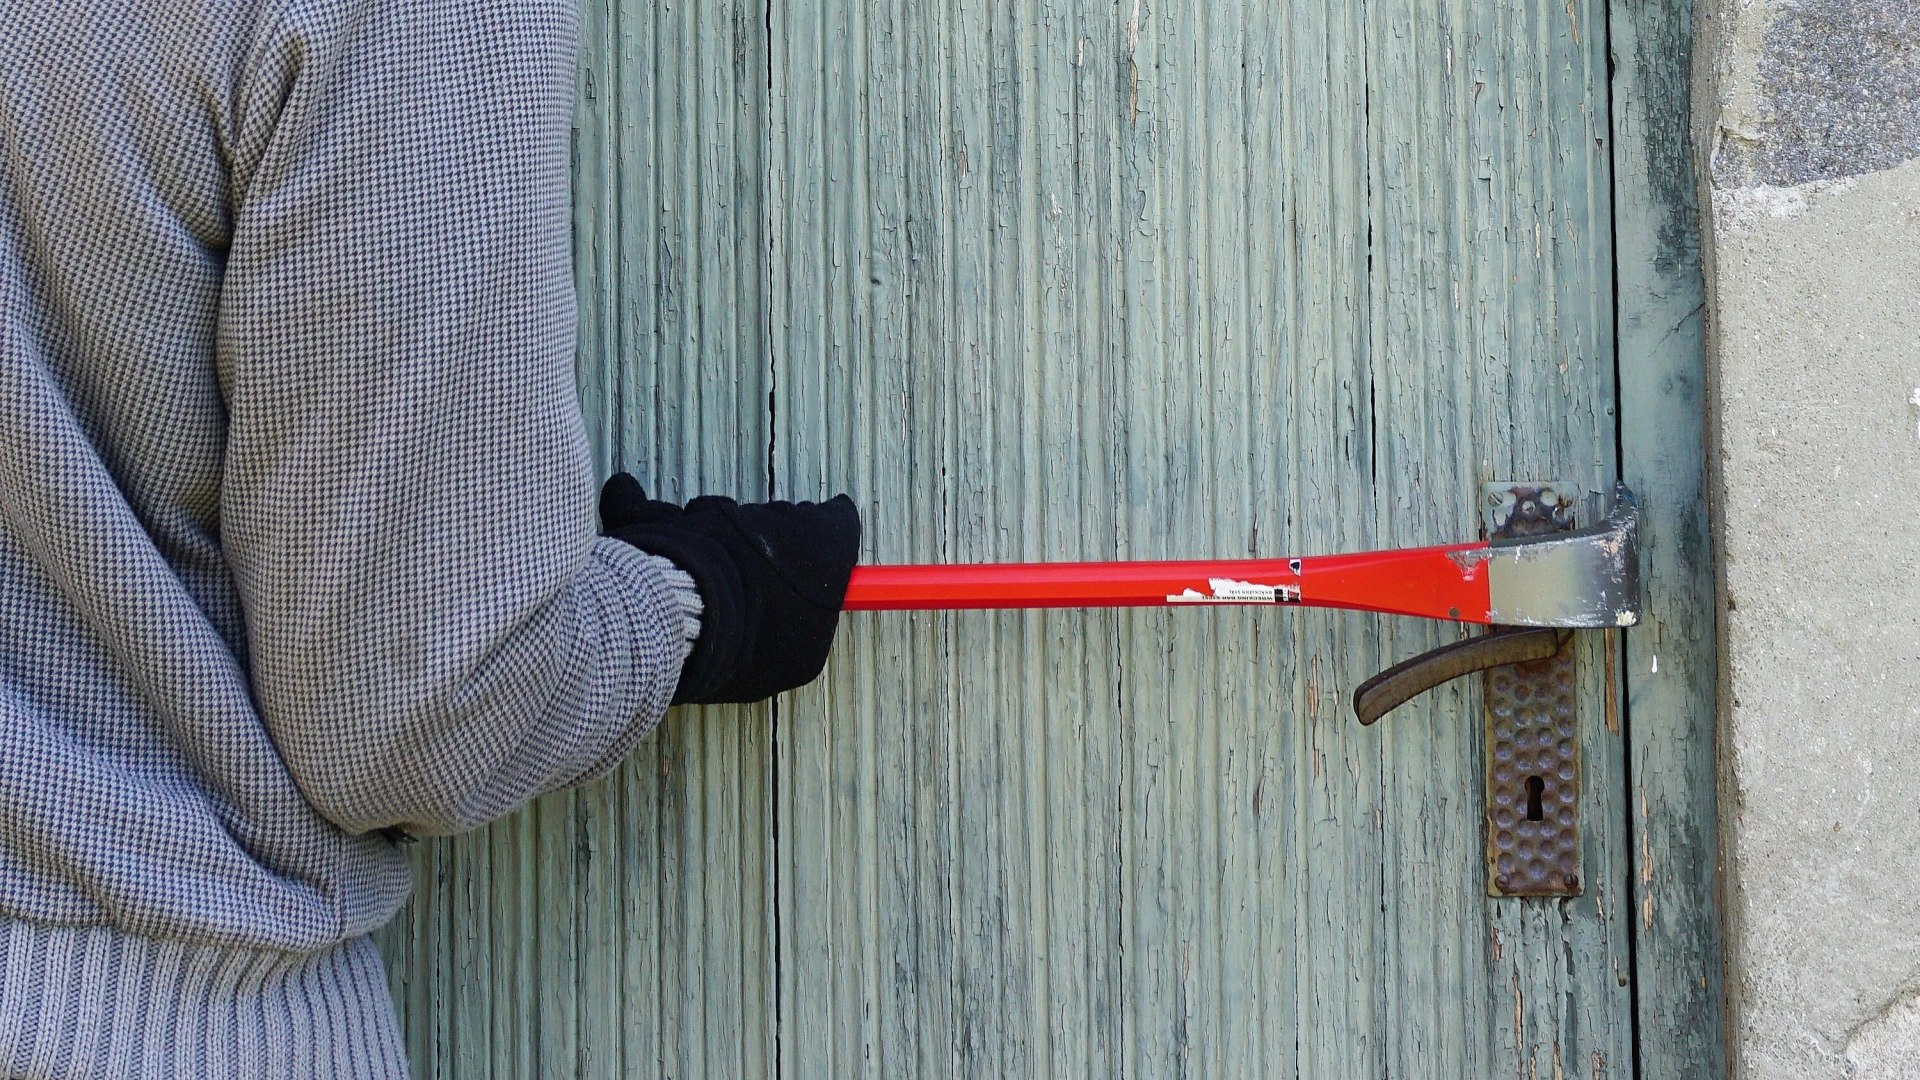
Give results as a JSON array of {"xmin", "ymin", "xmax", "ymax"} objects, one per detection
[{"xmin": 374, "ymin": 0, "xmax": 1721, "ymax": 1075}]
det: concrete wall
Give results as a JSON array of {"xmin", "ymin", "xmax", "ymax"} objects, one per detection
[{"xmin": 1695, "ymin": 2, "xmax": 1920, "ymax": 1076}]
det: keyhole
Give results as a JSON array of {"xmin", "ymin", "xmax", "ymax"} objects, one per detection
[{"xmin": 1525, "ymin": 776, "xmax": 1545, "ymax": 821}]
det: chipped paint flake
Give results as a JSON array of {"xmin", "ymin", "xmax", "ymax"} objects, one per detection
[{"xmin": 1448, "ymin": 546, "xmax": 1496, "ymax": 573}]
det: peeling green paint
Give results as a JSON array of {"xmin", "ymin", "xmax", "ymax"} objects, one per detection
[
  {"xmin": 372, "ymin": 0, "xmax": 1720, "ymax": 1073},
  {"xmin": 766, "ymin": 0, "xmax": 1631, "ymax": 1073}
]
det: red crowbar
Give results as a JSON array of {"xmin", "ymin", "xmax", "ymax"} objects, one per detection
[
  {"xmin": 843, "ymin": 484, "xmax": 1642, "ymax": 721},
  {"xmin": 846, "ymin": 483, "xmax": 1639, "ymax": 629}
]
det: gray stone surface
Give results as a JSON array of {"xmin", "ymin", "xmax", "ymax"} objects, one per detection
[
  {"xmin": 1700, "ymin": 1, "xmax": 1920, "ymax": 1072},
  {"xmin": 1709, "ymin": 152, "xmax": 1920, "ymax": 1078},
  {"xmin": 1849, "ymin": 992, "xmax": 1920, "ymax": 1080},
  {"xmin": 1711, "ymin": 0, "xmax": 1920, "ymax": 186}
]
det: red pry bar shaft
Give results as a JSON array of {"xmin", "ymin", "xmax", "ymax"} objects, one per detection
[{"xmin": 843, "ymin": 541, "xmax": 1494, "ymax": 624}]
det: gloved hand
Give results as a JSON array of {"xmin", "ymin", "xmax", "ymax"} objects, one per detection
[
  {"xmin": 599, "ymin": 473, "xmax": 861, "ymax": 705},
  {"xmin": 599, "ymin": 473, "xmax": 687, "ymax": 531}
]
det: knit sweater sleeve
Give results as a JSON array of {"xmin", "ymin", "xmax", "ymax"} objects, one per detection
[{"xmin": 213, "ymin": 0, "xmax": 683, "ymax": 836}]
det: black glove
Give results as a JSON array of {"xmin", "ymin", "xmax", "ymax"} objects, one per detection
[
  {"xmin": 599, "ymin": 473, "xmax": 861, "ymax": 705},
  {"xmin": 599, "ymin": 472, "xmax": 686, "ymax": 531}
]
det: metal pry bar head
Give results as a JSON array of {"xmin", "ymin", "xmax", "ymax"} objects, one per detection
[
  {"xmin": 1482, "ymin": 482, "xmax": 1642, "ymax": 628},
  {"xmin": 1351, "ymin": 483, "xmax": 1641, "ymax": 726}
]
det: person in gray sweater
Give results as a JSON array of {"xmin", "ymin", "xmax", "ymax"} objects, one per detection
[{"xmin": 0, "ymin": 0, "xmax": 858, "ymax": 1074}]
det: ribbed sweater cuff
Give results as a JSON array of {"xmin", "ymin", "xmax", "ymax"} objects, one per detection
[
  {"xmin": 632, "ymin": 552, "xmax": 704, "ymax": 663},
  {"xmin": 0, "ymin": 918, "xmax": 406, "ymax": 1079}
]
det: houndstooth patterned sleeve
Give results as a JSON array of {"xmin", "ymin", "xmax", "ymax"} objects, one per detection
[{"xmin": 212, "ymin": 0, "xmax": 685, "ymax": 835}]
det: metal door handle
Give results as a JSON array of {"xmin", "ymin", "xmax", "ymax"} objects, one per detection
[
  {"xmin": 1351, "ymin": 627, "xmax": 1569, "ymax": 725},
  {"xmin": 1346, "ymin": 481, "xmax": 1615, "ymax": 897}
]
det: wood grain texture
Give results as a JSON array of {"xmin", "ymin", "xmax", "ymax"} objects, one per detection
[
  {"xmin": 370, "ymin": 0, "xmax": 1719, "ymax": 1073},
  {"xmin": 1608, "ymin": 0, "xmax": 1727, "ymax": 1074},
  {"xmin": 765, "ymin": 0, "xmax": 1632, "ymax": 1075},
  {"xmin": 371, "ymin": 0, "xmax": 775, "ymax": 1074}
]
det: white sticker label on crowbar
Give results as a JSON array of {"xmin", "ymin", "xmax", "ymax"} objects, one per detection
[{"xmin": 1167, "ymin": 578, "xmax": 1301, "ymax": 604}]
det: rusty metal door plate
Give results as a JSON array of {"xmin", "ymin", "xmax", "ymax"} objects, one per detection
[{"xmin": 1483, "ymin": 483, "xmax": 1581, "ymax": 897}]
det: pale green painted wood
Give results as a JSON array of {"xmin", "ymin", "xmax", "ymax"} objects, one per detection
[
  {"xmin": 371, "ymin": 0, "xmax": 774, "ymax": 1075},
  {"xmin": 767, "ymin": 0, "xmax": 1632, "ymax": 1076},
  {"xmin": 1609, "ymin": 0, "xmax": 1726, "ymax": 1073},
  {"xmin": 372, "ymin": 0, "xmax": 1720, "ymax": 1074}
]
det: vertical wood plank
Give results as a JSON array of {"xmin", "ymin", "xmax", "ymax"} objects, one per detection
[
  {"xmin": 1444, "ymin": 0, "xmax": 1640, "ymax": 1069},
  {"xmin": 1609, "ymin": 0, "xmax": 1726, "ymax": 1074},
  {"xmin": 1367, "ymin": 0, "xmax": 1489, "ymax": 1067},
  {"xmin": 768, "ymin": 0, "xmax": 1635, "ymax": 1076},
  {"xmin": 535, "ymin": 794, "xmax": 580, "ymax": 1080},
  {"xmin": 374, "ymin": 0, "xmax": 773, "ymax": 1073},
  {"xmin": 1246, "ymin": 2, "xmax": 1303, "ymax": 1074}
]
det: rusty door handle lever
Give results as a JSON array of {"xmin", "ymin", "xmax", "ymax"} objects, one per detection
[{"xmin": 1352, "ymin": 627, "xmax": 1569, "ymax": 725}]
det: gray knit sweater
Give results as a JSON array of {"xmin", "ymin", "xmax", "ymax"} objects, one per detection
[{"xmin": 0, "ymin": 0, "xmax": 697, "ymax": 1074}]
